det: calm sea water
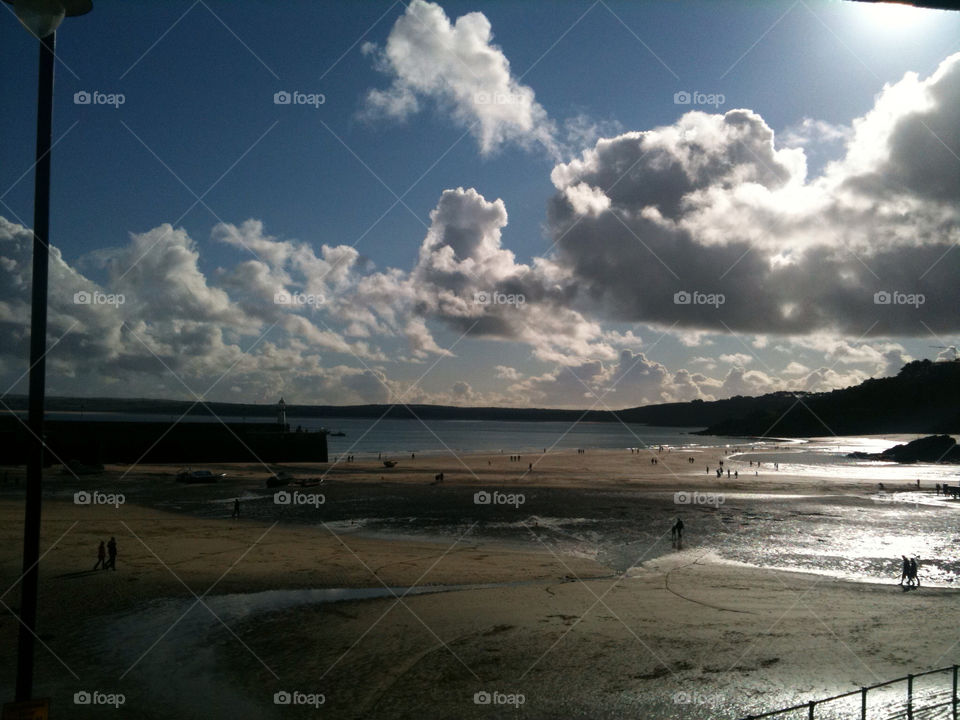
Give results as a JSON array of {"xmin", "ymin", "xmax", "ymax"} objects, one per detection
[{"xmin": 33, "ymin": 411, "xmax": 749, "ymax": 456}]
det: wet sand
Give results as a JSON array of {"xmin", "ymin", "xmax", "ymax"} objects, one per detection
[{"xmin": 1, "ymin": 443, "xmax": 958, "ymax": 718}]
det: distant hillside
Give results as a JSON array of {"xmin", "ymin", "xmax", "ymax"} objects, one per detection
[
  {"xmin": 697, "ymin": 359, "xmax": 960, "ymax": 437},
  {"xmin": 3, "ymin": 390, "xmax": 808, "ymax": 428},
  {"xmin": 5, "ymin": 359, "xmax": 957, "ymax": 437}
]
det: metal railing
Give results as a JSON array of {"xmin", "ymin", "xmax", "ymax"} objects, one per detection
[{"xmin": 740, "ymin": 665, "xmax": 960, "ymax": 719}]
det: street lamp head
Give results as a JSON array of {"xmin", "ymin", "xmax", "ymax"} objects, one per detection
[{"xmin": 4, "ymin": 0, "xmax": 91, "ymax": 38}]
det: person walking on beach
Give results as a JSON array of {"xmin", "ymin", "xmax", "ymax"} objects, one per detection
[
  {"xmin": 909, "ymin": 557, "xmax": 920, "ymax": 587},
  {"xmin": 93, "ymin": 540, "xmax": 106, "ymax": 571},
  {"xmin": 232, "ymin": 498, "xmax": 240, "ymax": 519},
  {"xmin": 899, "ymin": 555, "xmax": 910, "ymax": 586},
  {"xmin": 106, "ymin": 537, "xmax": 117, "ymax": 571},
  {"xmin": 671, "ymin": 518, "xmax": 684, "ymax": 546}
]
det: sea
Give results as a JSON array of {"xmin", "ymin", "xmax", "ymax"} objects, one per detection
[{"xmin": 33, "ymin": 411, "xmax": 745, "ymax": 456}]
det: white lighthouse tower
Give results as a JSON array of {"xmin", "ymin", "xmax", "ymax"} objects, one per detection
[{"xmin": 276, "ymin": 397, "xmax": 287, "ymax": 429}]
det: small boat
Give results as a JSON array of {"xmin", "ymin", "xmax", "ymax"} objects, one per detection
[
  {"xmin": 176, "ymin": 468, "xmax": 225, "ymax": 483},
  {"xmin": 383, "ymin": 460, "xmax": 397, "ymax": 468},
  {"xmin": 266, "ymin": 471, "xmax": 293, "ymax": 488},
  {"xmin": 329, "ymin": 430, "xmax": 346, "ymax": 437},
  {"xmin": 293, "ymin": 478, "xmax": 323, "ymax": 488}
]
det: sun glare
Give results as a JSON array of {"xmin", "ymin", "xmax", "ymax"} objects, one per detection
[{"xmin": 860, "ymin": 1, "xmax": 933, "ymax": 31}]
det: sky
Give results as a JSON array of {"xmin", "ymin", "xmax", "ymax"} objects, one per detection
[{"xmin": 0, "ymin": 0, "xmax": 959, "ymax": 409}]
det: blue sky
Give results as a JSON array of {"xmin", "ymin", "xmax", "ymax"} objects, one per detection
[{"xmin": 1, "ymin": 0, "xmax": 959, "ymax": 407}]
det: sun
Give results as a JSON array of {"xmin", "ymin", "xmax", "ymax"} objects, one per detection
[{"xmin": 859, "ymin": 1, "xmax": 934, "ymax": 31}]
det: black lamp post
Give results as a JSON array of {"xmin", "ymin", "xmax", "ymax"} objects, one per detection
[{"xmin": 3, "ymin": 0, "xmax": 92, "ymax": 703}]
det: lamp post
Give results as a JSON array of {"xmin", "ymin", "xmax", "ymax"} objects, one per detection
[{"xmin": 3, "ymin": 0, "xmax": 92, "ymax": 703}]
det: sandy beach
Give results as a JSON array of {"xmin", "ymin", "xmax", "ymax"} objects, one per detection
[{"xmin": 1, "ymin": 442, "xmax": 959, "ymax": 719}]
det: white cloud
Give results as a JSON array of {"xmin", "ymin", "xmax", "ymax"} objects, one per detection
[
  {"xmin": 543, "ymin": 54, "xmax": 960, "ymax": 337},
  {"xmin": 362, "ymin": 0, "xmax": 557, "ymax": 156}
]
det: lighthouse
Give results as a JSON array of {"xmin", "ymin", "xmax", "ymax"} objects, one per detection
[{"xmin": 276, "ymin": 397, "xmax": 287, "ymax": 429}]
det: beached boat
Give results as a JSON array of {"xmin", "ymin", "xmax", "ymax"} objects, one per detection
[
  {"xmin": 266, "ymin": 471, "xmax": 292, "ymax": 487},
  {"xmin": 292, "ymin": 478, "xmax": 323, "ymax": 488},
  {"xmin": 383, "ymin": 460, "xmax": 398, "ymax": 468},
  {"xmin": 175, "ymin": 468, "xmax": 225, "ymax": 483}
]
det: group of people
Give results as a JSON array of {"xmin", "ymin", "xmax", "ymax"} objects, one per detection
[
  {"xmin": 92, "ymin": 537, "xmax": 118, "ymax": 571},
  {"xmin": 899, "ymin": 556, "xmax": 920, "ymax": 588}
]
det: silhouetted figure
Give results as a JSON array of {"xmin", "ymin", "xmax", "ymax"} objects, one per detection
[
  {"xmin": 909, "ymin": 557, "xmax": 919, "ymax": 587},
  {"xmin": 106, "ymin": 537, "xmax": 117, "ymax": 571},
  {"xmin": 899, "ymin": 555, "xmax": 910, "ymax": 586},
  {"xmin": 232, "ymin": 498, "xmax": 240, "ymax": 519},
  {"xmin": 93, "ymin": 541, "xmax": 106, "ymax": 571},
  {"xmin": 411, "ymin": 453, "xmax": 415, "ymax": 460},
  {"xmin": 528, "ymin": 463, "xmax": 532, "ymax": 471},
  {"xmin": 936, "ymin": 483, "xmax": 941, "ymax": 496},
  {"xmin": 671, "ymin": 518, "xmax": 684, "ymax": 546},
  {"xmin": 734, "ymin": 471, "xmax": 738, "ymax": 479}
]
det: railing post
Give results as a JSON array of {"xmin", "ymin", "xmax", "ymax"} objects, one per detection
[
  {"xmin": 808, "ymin": 700, "xmax": 815, "ymax": 719},
  {"xmin": 907, "ymin": 674, "xmax": 913, "ymax": 720},
  {"xmin": 953, "ymin": 665, "xmax": 958, "ymax": 720},
  {"xmin": 861, "ymin": 686, "xmax": 867, "ymax": 720}
]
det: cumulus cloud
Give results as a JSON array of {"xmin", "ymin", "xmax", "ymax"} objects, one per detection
[
  {"xmin": 362, "ymin": 0, "xmax": 557, "ymax": 155},
  {"xmin": 543, "ymin": 54, "xmax": 960, "ymax": 337}
]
